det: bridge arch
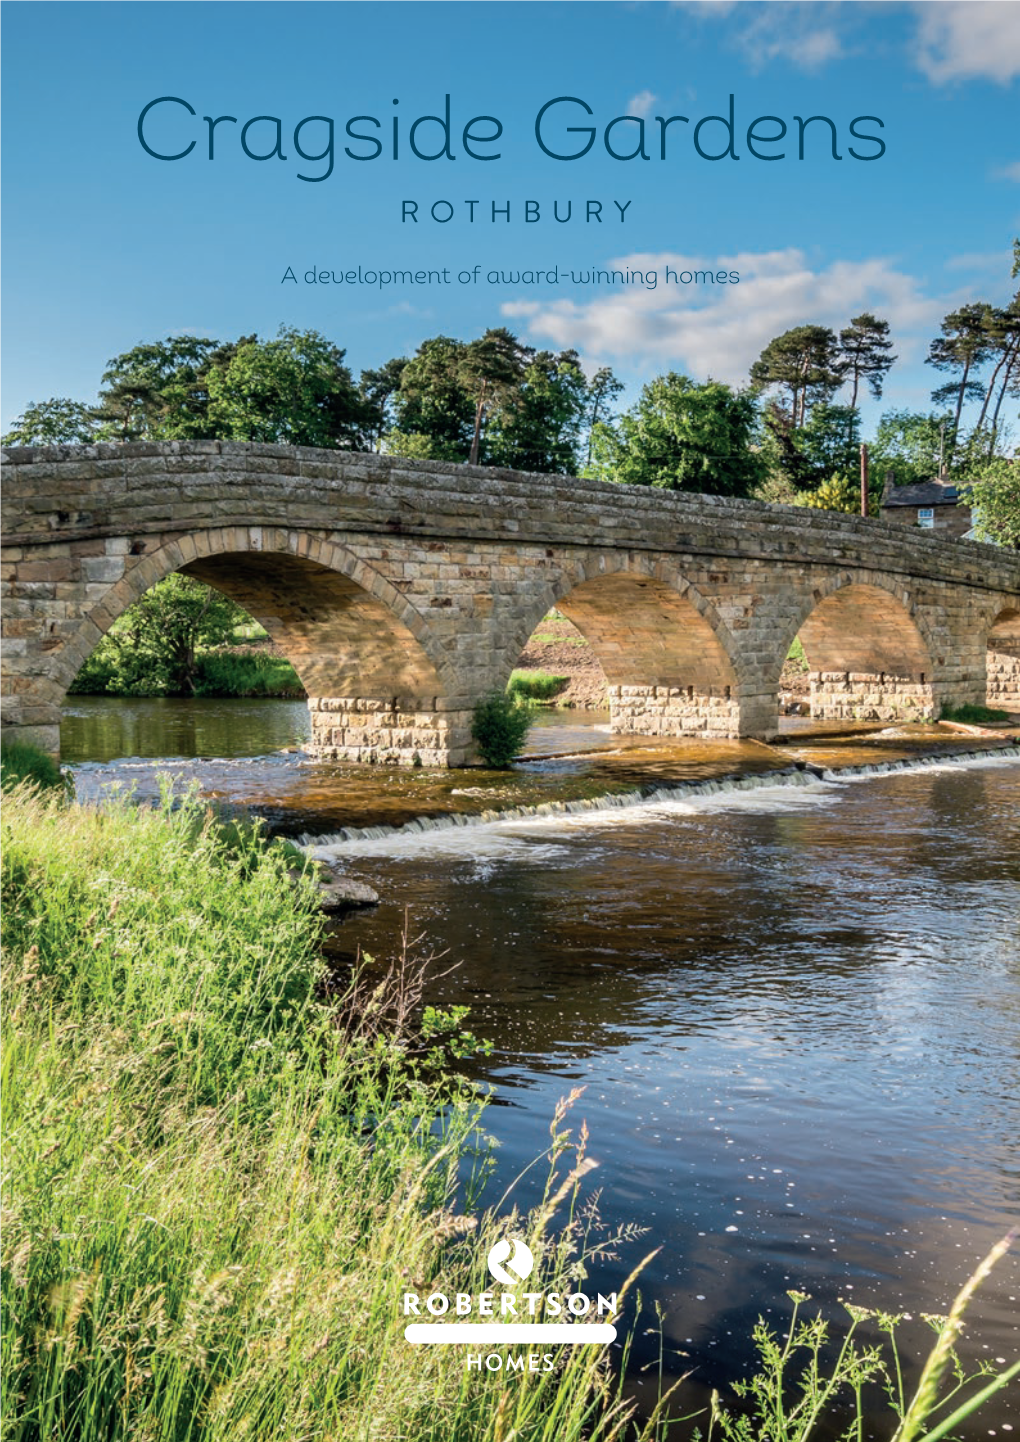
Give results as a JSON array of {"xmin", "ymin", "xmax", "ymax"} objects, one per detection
[
  {"xmin": 776, "ymin": 573, "xmax": 938, "ymax": 723},
  {"xmin": 54, "ymin": 528, "xmax": 469, "ymax": 766},
  {"xmin": 986, "ymin": 606, "xmax": 1020, "ymax": 713},
  {"xmin": 508, "ymin": 554, "xmax": 747, "ymax": 738}
]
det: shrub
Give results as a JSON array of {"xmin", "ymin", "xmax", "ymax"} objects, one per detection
[
  {"xmin": 940, "ymin": 702, "xmax": 1011, "ymax": 724},
  {"xmin": 507, "ymin": 669, "xmax": 568, "ymax": 702},
  {"xmin": 0, "ymin": 739, "xmax": 69, "ymax": 794},
  {"xmin": 471, "ymin": 691, "xmax": 534, "ymax": 767},
  {"xmin": 193, "ymin": 651, "xmax": 306, "ymax": 697}
]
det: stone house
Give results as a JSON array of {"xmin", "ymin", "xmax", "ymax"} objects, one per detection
[{"xmin": 880, "ymin": 476, "xmax": 972, "ymax": 539}]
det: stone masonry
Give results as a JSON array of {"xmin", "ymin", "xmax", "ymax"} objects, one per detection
[{"xmin": 2, "ymin": 441, "xmax": 1018, "ymax": 764}]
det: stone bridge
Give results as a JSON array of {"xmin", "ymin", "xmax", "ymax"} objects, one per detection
[{"xmin": 2, "ymin": 441, "xmax": 1018, "ymax": 765}]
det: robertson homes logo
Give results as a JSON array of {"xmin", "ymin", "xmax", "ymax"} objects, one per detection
[{"xmin": 403, "ymin": 1235, "xmax": 618, "ymax": 1371}]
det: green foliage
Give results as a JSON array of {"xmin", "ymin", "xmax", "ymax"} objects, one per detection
[
  {"xmin": 387, "ymin": 328, "xmax": 606, "ymax": 474},
  {"xmin": 358, "ymin": 355, "xmax": 409, "ymax": 448},
  {"xmin": 69, "ymin": 574, "xmax": 253, "ymax": 696},
  {"xmin": 794, "ymin": 472, "xmax": 880, "ymax": 517},
  {"xmin": 471, "ymin": 691, "xmax": 534, "ymax": 767},
  {"xmin": 90, "ymin": 329, "xmax": 375, "ymax": 448},
  {"xmin": 870, "ymin": 410, "xmax": 956, "ymax": 487},
  {"xmin": 785, "ymin": 637, "xmax": 809, "ymax": 673},
  {"xmin": 390, "ymin": 335, "xmax": 478, "ymax": 459},
  {"xmin": 96, "ymin": 335, "xmax": 230, "ymax": 440},
  {"xmin": 192, "ymin": 651, "xmax": 306, "ymax": 697},
  {"xmin": 960, "ymin": 457, "xmax": 1020, "ymax": 548},
  {"xmin": 0, "ymin": 740, "xmax": 69, "ymax": 794},
  {"xmin": 750, "ymin": 325, "xmax": 843, "ymax": 428},
  {"xmin": 705, "ymin": 1264, "xmax": 1019, "ymax": 1442},
  {"xmin": 940, "ymin": 702, "xmax": 1011, "ymax": 723},
  {"xmin": 206, "ymin": 326, "xmax": 372, "ymax": 447},
  {"xmin": 0, "ymin": 786, "xmax": 652, "ymax": 1442},
  {"xmin": 507, "ymin": 669, "xmax": 569, "ymax": 701},
  {"xmin": 926, "ymin": 303, "xmax": 997, "ymax": 432},
  {"xmin": 839, "ymin": 312, "xmax": 896, "ymax": 409},
  {"xmin": 381, "ymin": 427, "xmax": 445, "ymax": 460},
  {"xmin": 485, "ymin": 349, "xmax": 588, "ymax": 474},
  {"xmin": 590, "ymin": 372, "xmax": 765, "ymax": 497},
  {"xmin": 2, "ymin": 397, "xmax": 100, "ymax": 446}
]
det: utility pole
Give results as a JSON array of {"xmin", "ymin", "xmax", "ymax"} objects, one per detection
[{"xmin": 860, "ymin": 442, "xmax": 869, "ymax": 517}]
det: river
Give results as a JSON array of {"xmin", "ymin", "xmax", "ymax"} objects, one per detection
[{"xmin": 63, "ymin": 695, "xmax": 1020, "ymax": 1435}]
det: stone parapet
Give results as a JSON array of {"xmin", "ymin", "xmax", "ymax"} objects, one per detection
[{"xmin": 1, "ymin": 443, "xmax": 1017, "ymax": 762}]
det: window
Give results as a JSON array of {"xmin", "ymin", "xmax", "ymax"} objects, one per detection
[{"xmin": 917, "ymin": 507, "xmax": 934, "ymax": 528}]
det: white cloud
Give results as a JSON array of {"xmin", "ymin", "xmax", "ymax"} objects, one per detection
[
  {"xmin": 992, "ymin": 161, "xmax": 1020, "ymax": 183},
  {"xmin": 626, "ymin": 89, "xmax": 659, "ymax": 118},
  {"xmin": 501, "ymin": 249, "xmax": 948, "ymax": 385},
  {"xmin": 912, "ymin": 1, "xmax": 1020, "ymax": 84},
  {"xmin": 674, "ymin": 1, "xmax": 847, "ymax": 72},
  {"xmin": 675, "ymin": 1, "xmax": 1020, "ymax": 85}
]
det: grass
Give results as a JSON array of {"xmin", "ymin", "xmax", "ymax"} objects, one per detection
[
  {"xmin": 2, "ymin": 783, "xmax": 1015, "ymax": 1440},
  {"xmin": 192, "ymin": 650, "xmax": 306, "ymax": 698},
  {"xmin": 0, "ymin": 739, "xmax": 70, "ymax": 795},
  {"xmin": 785, "ymin": 638, "xmax": 810, "ymax": 674},
  {"xmin": 702, "ymin": 1249, "xmax": 1019, "ymax": 1442},
  {"xmin": 0, "ymin": 784, "xmax": 648, "ymax": 1441},
  {"xmin": 507, "ymin": 669, "xmax": 570, "ymax": 702},
  {"xmin": 939, "ymin": 702, "xmax": 1011, "ymax": 724}
]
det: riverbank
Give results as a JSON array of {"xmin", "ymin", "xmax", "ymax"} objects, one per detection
[
  {"xmin": 69, "ymin": 644, "xmax": 306, "ymax": 700},
  {"xmin": 0, "ymin": 780, "xmax": 639, "ymax": 1441},
  {"xmin": 4, "ymin": 751, "xmax": 1017, "ymax": 1438}
]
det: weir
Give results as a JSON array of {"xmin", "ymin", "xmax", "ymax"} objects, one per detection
[
  {"xmin": 296, "ymin": 748, "xmax": 1020, "ymax": 852},
  {"xmin": 1, "ymin": 441, "xmax": 1018, "ymax": 763}
]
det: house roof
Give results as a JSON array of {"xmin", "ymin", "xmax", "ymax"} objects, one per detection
[{"xmin": 881, "ymin": 478, "xmax": 964, "ymax": 507}]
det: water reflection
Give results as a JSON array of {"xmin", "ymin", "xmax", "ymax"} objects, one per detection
[
  {"xmin": 61, "ymin": 696, "xmax": 1020, "ymax": 1430},
  {"xmin": 338, "ymin": 764, "xmax": 1020, "ymax": 1424}
]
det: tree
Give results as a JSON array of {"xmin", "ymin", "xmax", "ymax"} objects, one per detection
[
  {"xmin": 75, "ymin": 574, "xmax": 249, "ymax": 695},
  {"xmin": 484, "ymin": 349, "xmax": 588, "ymax": 473},
  {"xmin": 926, "ymin": 302, "xmax": 995, "ymax": 436},
  {"xmin": 971, "ymin": 278, "xmax": 1020, "ymax": 456},
  {"xmin": 391, "ymin": 336, "xmax": 477, "ymax": 461},
  {"xmin": 590, "ymin": 373, "xmax": 765, "ymax": 497},
  {"xmin": 870, "ymin": 410, "xmax": 956, "ymax": 487},
  {"xmin": 793, "ymin": 404, "xmax": 861, "ymax": 487},
  {"xmin": 471, "ymin": 692, "xmax": 534, "ymax": 768},
  {"xmin": 750, "ymin": 325, "xmax": 843, "ymax": 428},
  {"xmin": 583, "ymin": 366, "xmax": 625, "ymax": 470},
  {"xmin": 389, "ymin": 329, "xmax": 585, "ymax": 473},
  {"xmin": 206, "ymin": 327, "xmax": 372, "ymax": 448},
  {"xmin": 2, "ymin": 397, "xmax": 99, "ymax": 446},
  {"xmin": 458, "ymin": 328, "xmax": 530, "ymax": 465},
  {"xmin": 96, "ymin": 335, "xmax": 234, "ymax": 440},
  {"xmin": 962, "ymin": 458, "xmax": 1020, "ymax": 549},
  {"xmin": 838, "ymin": 313, "xmax": 896, "ymax": 409},
  {"xmin": 359, "ymin": 356, "xmax": 409, "ymax": 450},
  {"xmin": 793, "ymin": 471, "xmax": 880, "ymax": 517}
]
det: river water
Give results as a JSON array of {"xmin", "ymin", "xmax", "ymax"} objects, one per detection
[{"xmin": 63, "ymin": 696, "xmax": 1020, "ymax": 1435}]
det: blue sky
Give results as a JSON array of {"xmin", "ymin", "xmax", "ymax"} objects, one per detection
[{"xmin": 2, "ymin": 0, "xmax": 1018, "ymax": 432}]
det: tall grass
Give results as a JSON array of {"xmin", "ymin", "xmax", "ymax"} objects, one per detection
[
  {"xmin": 2, "ymin": 787, "xmax": 1015, "ymax": 1440},
  {"xmin": 0, "ymin": 739, "xmax": 70, "ymax": 794},
  {"xmin": 507, "ymin": 670, "xmax": 569, "ymax": 702},
  {"xmin": 939, "ymin": 702, "xmax": 1011, "ymax": 724},
  {"xmin": 192, "ymin": 650, "xmax": 306, "ymax": 698},
  {"xmin": 0, "ymin": 786, "xmax": 644, "ymax": 1442}
]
